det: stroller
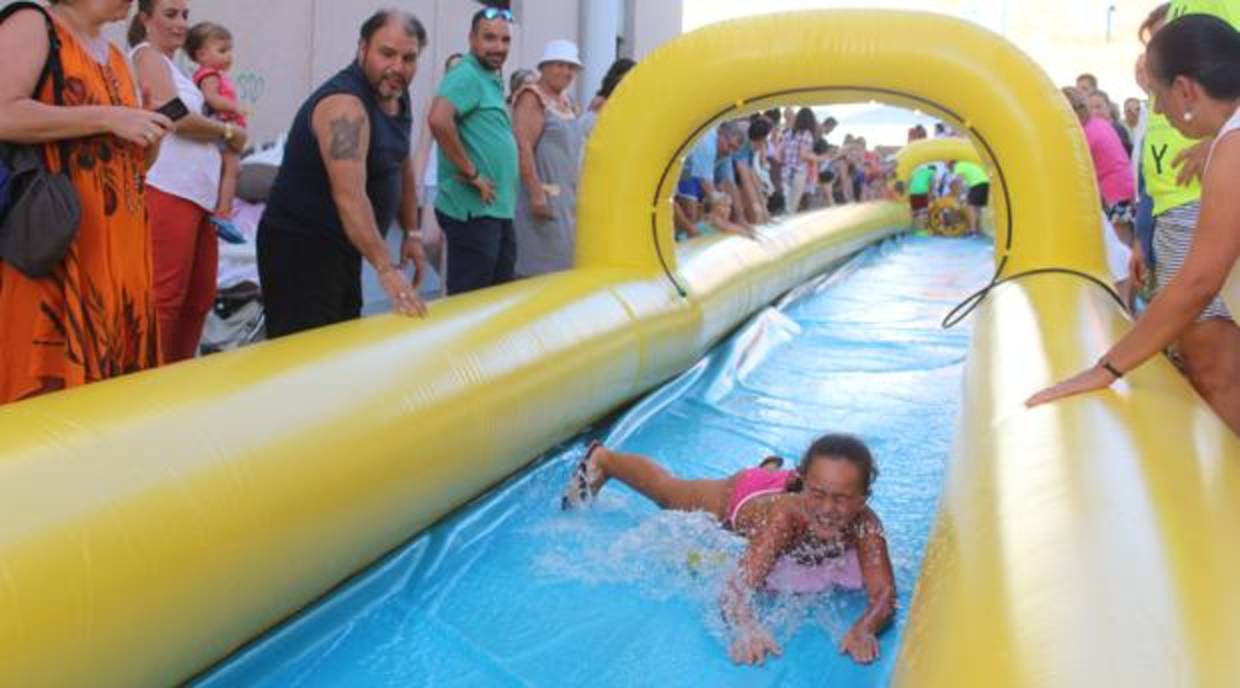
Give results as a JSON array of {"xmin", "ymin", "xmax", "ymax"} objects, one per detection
[{"xmin": 200, "ymin": 280, "xmax": 265, "ymax": 355}]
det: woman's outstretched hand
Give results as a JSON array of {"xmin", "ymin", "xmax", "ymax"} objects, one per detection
[{"xmin": 1026, "ymin": 365, "xmax": 1116, "ymax": 408}]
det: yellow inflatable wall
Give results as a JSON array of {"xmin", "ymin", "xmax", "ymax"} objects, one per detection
[
  {"xmin": 893, "ymin": 136, "xmax": 981, "ymax": 186},
  {"xmin": 0, "ymin": 10, "xmax": 1237, "ymax": 687}
]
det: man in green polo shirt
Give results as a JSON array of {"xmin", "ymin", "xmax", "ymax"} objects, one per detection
[{"xmin": 428, "ymin": 7, "xmax": 519, "ymax": 295}]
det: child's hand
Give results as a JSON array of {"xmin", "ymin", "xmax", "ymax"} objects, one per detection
[
  {"xmin": 729, "ymin": 624, "xmax": 782, "ymax": 665},
  {"xmin": 840, "ymin": 627, "xmax": 880, "ymax": 664}
]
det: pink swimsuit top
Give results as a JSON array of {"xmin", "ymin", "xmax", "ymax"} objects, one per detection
[{"xmin": 725, "ymin": 466, "xmax": 864, "ymax": 594}]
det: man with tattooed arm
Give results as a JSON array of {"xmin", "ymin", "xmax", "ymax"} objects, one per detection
[{"xmin": 256, "ymin": 9, "xmax": 429, "ymax": 338}]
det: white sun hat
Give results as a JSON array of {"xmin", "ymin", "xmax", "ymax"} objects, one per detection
[{"xmin": 539, "ymin": 39, "xmax": 582, "ymax": 68}]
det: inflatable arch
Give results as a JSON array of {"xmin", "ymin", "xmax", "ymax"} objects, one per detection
[
  {"xmin": 1, "ymin": 11, "xmax": 1237, "ymax": 687},
  {"xmin": 893, "ymin": 136, "xmax": 982, "ymax": 186}
]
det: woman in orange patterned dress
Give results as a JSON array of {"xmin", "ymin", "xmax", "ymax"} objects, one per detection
[{"xmin": 0, "ymin": 0, "xmax": 173, "ymax": 404}]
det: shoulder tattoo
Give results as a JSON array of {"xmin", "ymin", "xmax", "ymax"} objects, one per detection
[{"xmin": 328, "ymin": 113, "xmax": 365, "ymax": 161}]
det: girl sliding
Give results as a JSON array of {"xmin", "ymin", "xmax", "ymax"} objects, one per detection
[{"xmin": 562, "ymin": 433, "xmax": 896, "ymax": 665}]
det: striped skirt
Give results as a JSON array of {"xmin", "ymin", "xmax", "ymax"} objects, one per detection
[{"xmin": 1153, "ymin": 201, "xmax": 1232, "ymax": 321}]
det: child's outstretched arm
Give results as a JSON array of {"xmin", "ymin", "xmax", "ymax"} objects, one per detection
[
  {"xmin": 840, "ymin": 509, "xmax": 896, "ymax": 664},
  {"xmin": 198, "ymin": 74, "xmax": 244, "ymax": 117},
  {"xmin": 721, "ymin": 507, "xmax": 797, "ymax": 665}
]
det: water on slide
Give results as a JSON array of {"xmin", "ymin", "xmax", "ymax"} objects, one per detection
[{"xmin": 199, "ymin": 234, "xmax": 994, "ymax": 687}]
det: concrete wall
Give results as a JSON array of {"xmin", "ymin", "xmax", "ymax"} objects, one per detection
[
  {"xmin": 2, "ymin": 0, "xmax": 682, "ymax": 145},
  {"xmin": 627, "ymin": 0, "xmax": 684, "ymax": 62}
]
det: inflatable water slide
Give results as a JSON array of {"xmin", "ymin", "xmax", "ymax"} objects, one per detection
[{"xmin": 2, "ymin": 11, "xmax": 1237, "ymax": 686}]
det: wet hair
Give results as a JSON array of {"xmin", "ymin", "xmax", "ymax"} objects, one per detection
[
  {"xmin": 445, "ymin": 52, "xmax": 464, "ymax": 71},
  {"xmin": 747, "ymin": 115, "xmax": 773, "ymax": 142},
  {"xmin": 185, "ymin": 22, "xmax": 231, "ymax": 64},
  {"xmin": 786, "ymin": 434, "xmax": 878, "ymax": 497},
  {"xmin": 127, "ymin": 0, "xmax": 156, "ymax": 48},
  {"xmin": 359, "ymin": 9, "xmax": 427, "ymax": 49},
  {"xmin": 1076, "ymin": 72, "xmax": 1098, "ymax": 90},
  {"xmin": 1147, "ymin": 14, "xmax": 1240, "ymax": 101},
  {"xmin": 793, "ymin": 107, "xmax": 818, "ymax": 134},
  {"xmin": 597, "ymin": 58, "xmax": 636, "ymax": 98},
  {"xmin": 1139, "ymin": 3, "xmax": 1170, "ymax": 45}
]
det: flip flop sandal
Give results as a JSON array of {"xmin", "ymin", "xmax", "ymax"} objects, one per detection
[
  {"xmin": 758, "ymin": 455, "xmax": 785, "ymax": 470},
  {"xmin": 210, "ymin": 215, "xmax": 247, "ymax": 244},
  {"xmin": 561, "ymin": 440, "xmax": 604, "ymax": 511}
]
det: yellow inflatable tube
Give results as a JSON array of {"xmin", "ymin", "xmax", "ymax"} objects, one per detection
[
  {"xmin": 893, "ymin": 136, "xmax": 981, "ymax": 185},
  {"xmin": 0, "ymin": 205, "xmax": 904, "ymax": 686},
  {"xmin": 1, "ymin": 10, "xmax": 1238, "ymax": 687}
]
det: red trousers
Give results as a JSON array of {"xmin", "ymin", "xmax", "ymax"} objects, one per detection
[{"xmin": 146, "ymin": 187, "xmax": 217, "ymax": 363}]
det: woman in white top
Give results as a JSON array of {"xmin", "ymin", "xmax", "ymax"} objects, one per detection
[
  {"xmin": 130, "ymin": 0, "xmax": 247, "ymax": 362},
  {"xmin": 1029, "ymin": 15, "xmax": 1240, "ymax": 434}
]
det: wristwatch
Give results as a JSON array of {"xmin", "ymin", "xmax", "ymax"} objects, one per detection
[{"xmin": 1098, "ymin": 358, "xmax": 1124, "ymax": 379}]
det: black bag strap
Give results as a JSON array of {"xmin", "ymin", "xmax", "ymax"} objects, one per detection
[{"xmin": 1, "ymin": 2, "xmax": 72, "ymax": 173}]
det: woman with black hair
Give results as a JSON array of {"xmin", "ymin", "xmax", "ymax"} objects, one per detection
[
  {"xmin": 579, "ymin": 57, "xmax": 635, "ymax": 140},
  {"xmin": 1029, "ymin": 14, "xmax": 1240, "ymax": 434},
  {"xmin": 561, "ymin": 433, "xmax": 895, "ymax": 666}
]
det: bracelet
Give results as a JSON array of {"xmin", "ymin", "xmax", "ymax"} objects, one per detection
[
  {"xmin": 222, "ymin": 123, "xmax": 234, "ymax": 142},
  {"xmin": 466, "ymin": 168, "xmax": 481, "ymax": 181},
  {"xmin": 405, "ymin": 229, "xmax": 423, "ymax": 240},
  {"xmin": 1099, "ymin": 359, "xmax": 1124, "ymax": 379}
]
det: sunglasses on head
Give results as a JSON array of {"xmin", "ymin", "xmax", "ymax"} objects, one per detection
[{"xmin": 481, "ymin": 8, "xmax": 514, "ymax": 22}]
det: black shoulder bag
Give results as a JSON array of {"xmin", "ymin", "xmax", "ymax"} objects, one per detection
[{"xmin": 0, "ymin": 1, "xmax": 82, "ymax": 278}]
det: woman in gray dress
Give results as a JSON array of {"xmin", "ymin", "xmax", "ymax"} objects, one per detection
[{"xmin": 512, "ymin": 40, "xmax": 584, "ymax": 277}]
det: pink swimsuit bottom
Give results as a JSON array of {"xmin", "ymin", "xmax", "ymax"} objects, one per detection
[
  {"xmin": 725, "ymin": 467, "xmax": 864, "ymax": 594},
  {"xmin": 725, "ymin": 467, "xmax": 795, "ymax": 529}
]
